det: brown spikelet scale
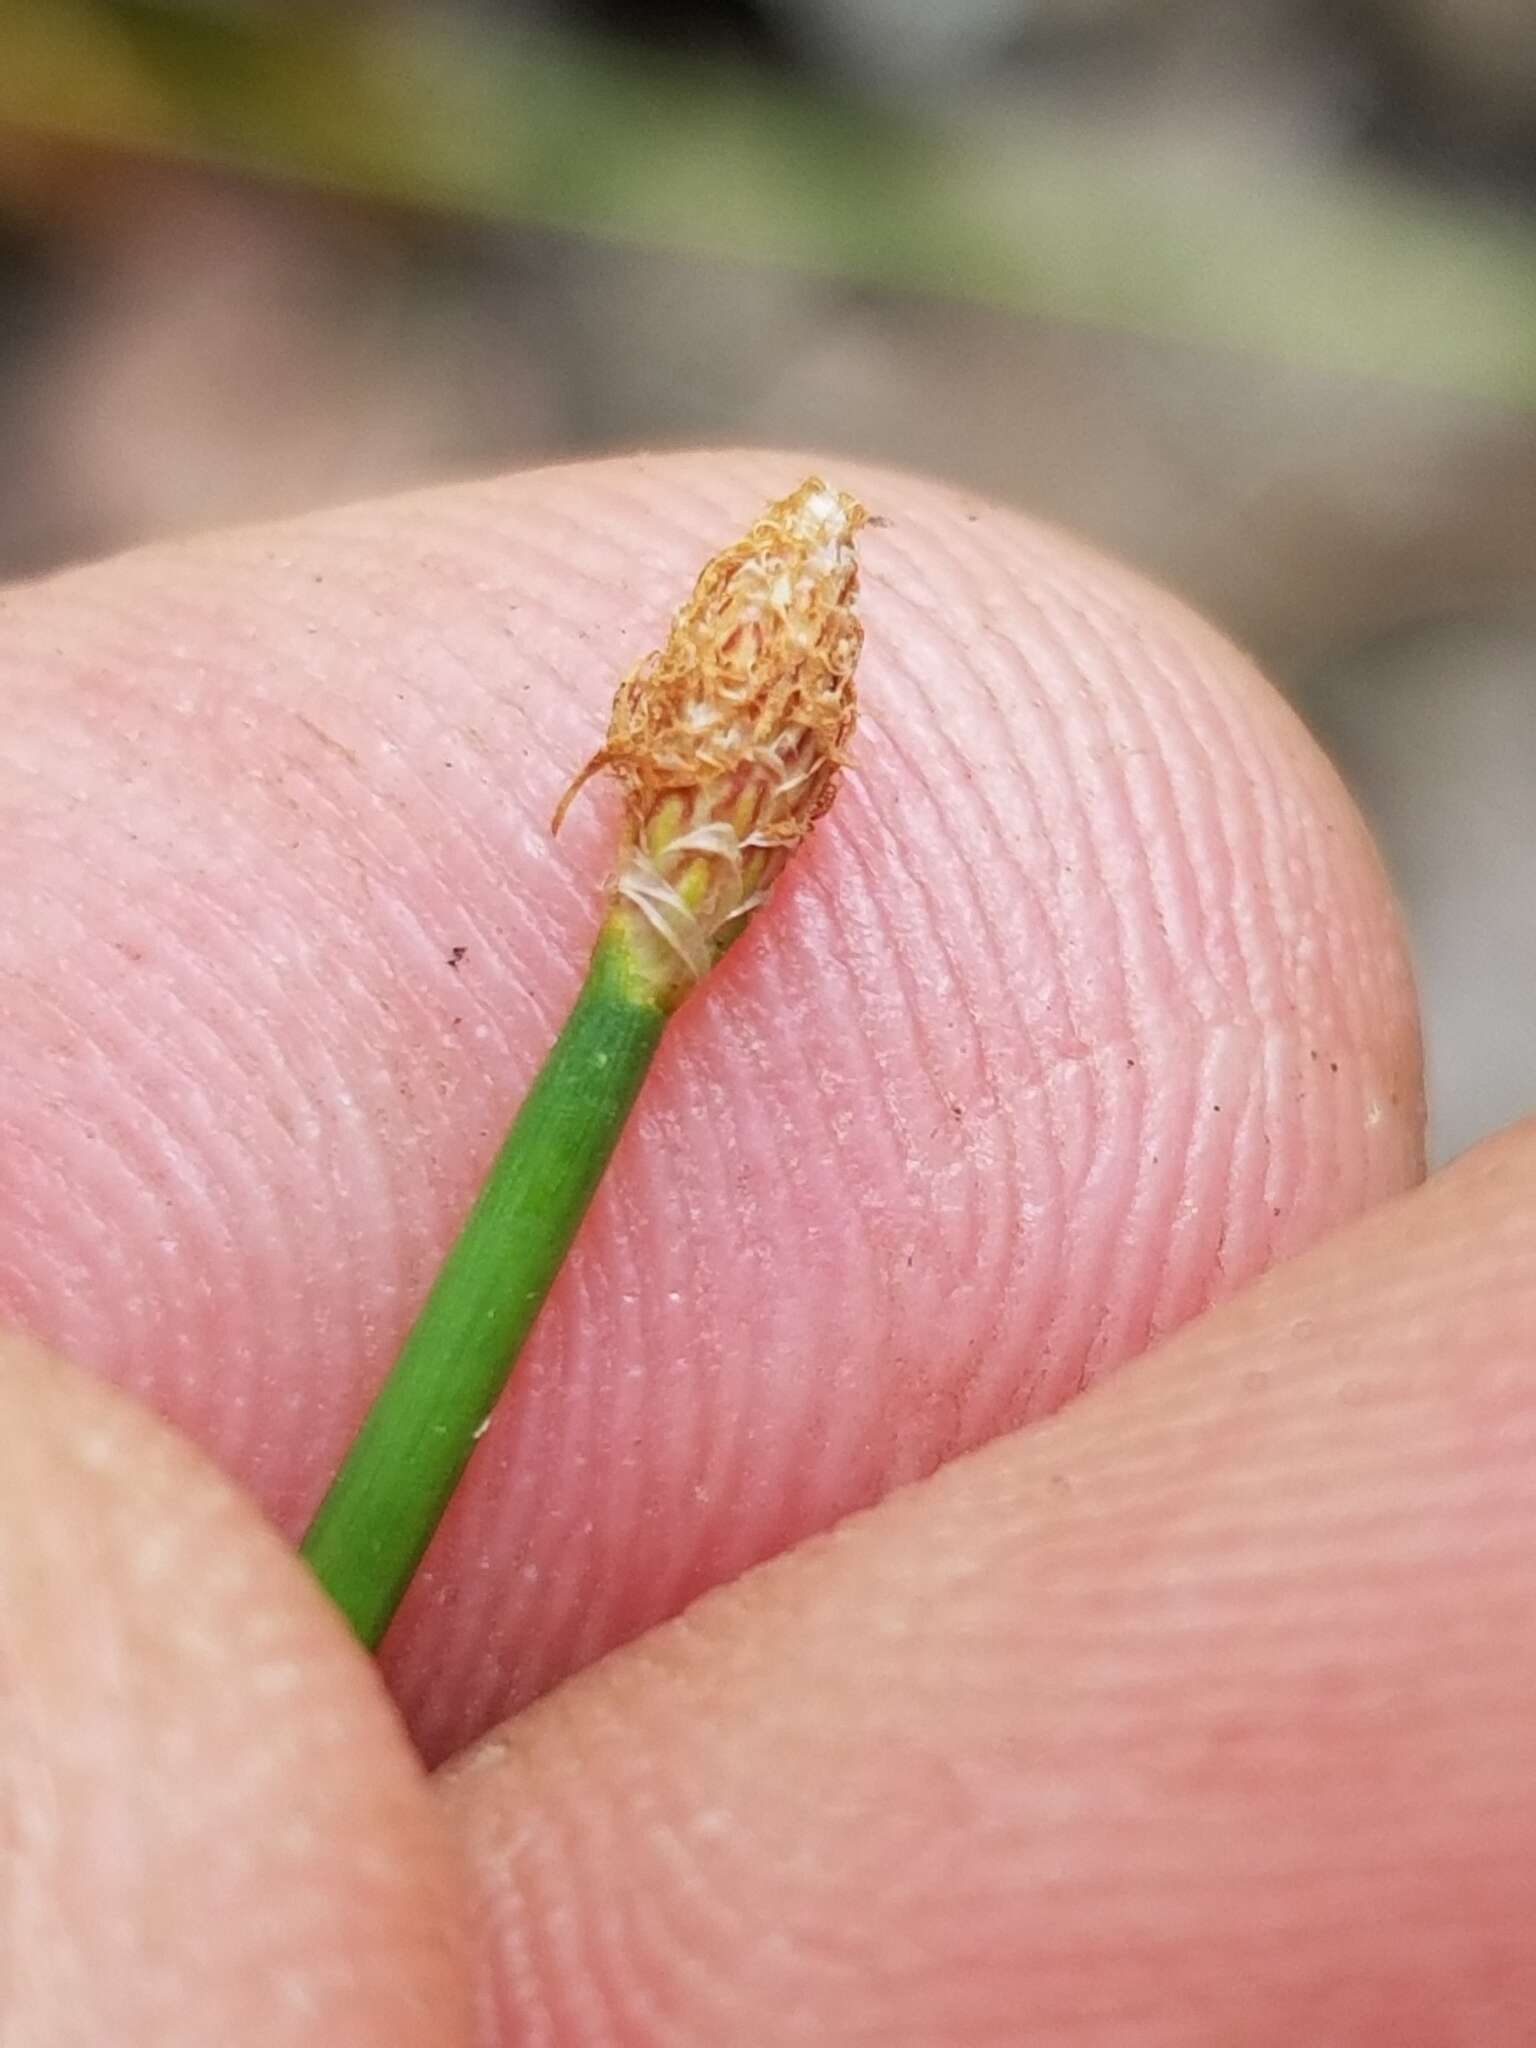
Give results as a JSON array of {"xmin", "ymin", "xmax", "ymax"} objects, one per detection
[{"xmin": 556, "ymin": 477, "xmax": 869, "ymax": 1009}]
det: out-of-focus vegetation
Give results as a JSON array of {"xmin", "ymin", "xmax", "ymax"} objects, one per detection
[
  {"xmin": 0, "ymin": 0, "xmax": 1532, "ymax": 1156},
  {"xmin": 5, "ymin": 0, "xmax": 1535, "ymax": 401}
]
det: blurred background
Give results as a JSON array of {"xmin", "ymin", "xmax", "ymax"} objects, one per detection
[{"xmin": 2, "ymin": 0, "xmax": 1531, "ymax": 1159}]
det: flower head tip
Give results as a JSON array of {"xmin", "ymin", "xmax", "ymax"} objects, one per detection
[{"xmin": 557, "ymin": 476, "xmax": 869, "ymax": 1009}]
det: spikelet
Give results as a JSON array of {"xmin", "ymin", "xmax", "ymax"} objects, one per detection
[{"xmin": 556, "ymin": 477, "xmax": 869, "ymax": 1009}]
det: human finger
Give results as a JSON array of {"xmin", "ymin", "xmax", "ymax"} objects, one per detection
[
  {"xmin": 0, "ymin": 450, "xmax": 1422, "ymax": 1756},
  {"xmin": 0, "ymin": 1330, "xmax": 468, "ymax": 2046},
  {"xmin": 446, "ymin": 1122, "xmax": 1536, "ymax": 2046}
]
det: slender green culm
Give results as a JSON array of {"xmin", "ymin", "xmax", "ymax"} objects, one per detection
[
  {"xmin": 302, "ymin": 477, "xmax": 870, "ymax": 1646},
  {"xmin": 301, "ymin": 932, "xmax": 663, "ymax": 1646}
]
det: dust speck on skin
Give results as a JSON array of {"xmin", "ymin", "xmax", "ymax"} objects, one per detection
[
  {"xmin": 127, "ymin": 1525, "xmax": 179, "ymax": 1589},
  {"xmin": 273, "ymin": 1969, "xmax": 323, "ymax": 2020},
  {"xmin": 248, "ymin": 1659, "xmax": 308, "ymax": 1701},
  {"xmin": 72, "ymin": 1428, "xmax": 120, "ymax": 1472},
  {"xmin": 444, "ymin": 1732, "xmax": 515, "ymax": 1782}
]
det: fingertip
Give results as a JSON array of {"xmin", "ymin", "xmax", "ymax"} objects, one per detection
[
  {"xmin": 443, "ymin": 1127, "xmax": 1536, "ymax": 2048},
  {"xmin": 1, "ymin": 450, "xmax": 1423, "ymax": 1761},
  {"xmin": 0, "ymin": 1331, "xmax": 470, "ymax": 2047}
]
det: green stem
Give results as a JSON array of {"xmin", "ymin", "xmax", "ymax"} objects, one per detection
[{"xmin": 301, "ymin": 926, "xmax": 665, "ymax": 1648}]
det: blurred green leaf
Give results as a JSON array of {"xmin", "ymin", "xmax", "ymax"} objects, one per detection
[{"xmin": 4, "ymin": 0, "xmax": 1535, "ymax": 407}]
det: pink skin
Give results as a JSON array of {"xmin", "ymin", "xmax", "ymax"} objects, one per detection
[
  {"xmin": 0, "ymin": 452, "xmax": 1421, "ymax": 1763},
  {"xmin": 446, "ymin": 1127, "xmax": 1536, "ymax": 2047},
  {"xmin": 0, "ymin": 1330, "xmax": 470, "ymax": 2048}
]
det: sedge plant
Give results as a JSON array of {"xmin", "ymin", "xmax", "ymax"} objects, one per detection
[{"xmin": 301, "ymin": 478, "xmax": 871, "ymax": 1646}]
